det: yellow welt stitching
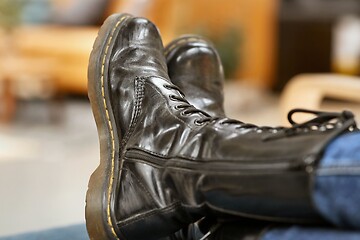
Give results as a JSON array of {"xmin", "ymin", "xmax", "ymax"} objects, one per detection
[
  {"xmin": 100, "ymin": 15, "xmax": 128, "ymax": 240},
  {"xmin": 110, "ymin": 128, "xmax": 114, "ymax": 140}
]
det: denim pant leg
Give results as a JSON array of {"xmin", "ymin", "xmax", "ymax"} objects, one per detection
[
  {"xmin": 211, "ymin": 220, "xmax": 360, "ymax": 240},
  {"xmin": 0, "ymin": 224, "xmax": 88, "ymax": 240},
  {"xmin": 262, "ymin": 226, "xmax": 360, "ymax": 240},
  {"xmin": 313, "ymin": 132, "xmax": 360, "ymax": 229}
]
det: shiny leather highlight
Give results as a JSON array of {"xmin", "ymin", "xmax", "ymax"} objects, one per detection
[{"xmin": 166, "ymin": 36, "xmax": 225, "ymax": 117}]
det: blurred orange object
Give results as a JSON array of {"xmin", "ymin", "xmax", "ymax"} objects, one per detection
[
  {"xmin": 12, "ymin": 26, "xmax": 97, "ymax": 94},
  {"xmin": 3, "ymin": 0, "xmax": 278, "ymax": 99}
]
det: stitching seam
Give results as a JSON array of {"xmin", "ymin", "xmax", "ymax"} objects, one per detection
[
  {"xmin": 128, "ymin": 146, "xmax": 310, "ymax": 162},
  {"xmin": 100, "ymin": 16, "xmax": 128, "ymax": 240},
  {"xmin": 121, "ymin": 77, "xmax": 145, "ymax": 146},
  {"xmin": 120, "ymin": 167, "xmax": 158, "ymax": 207},
  {"xmin": 316, "ymin": 166, "xmax": 360, "ymax": 175},
  {"xmin": 116, "ymin": 202, "xmax": 181, "ymax": 226}
]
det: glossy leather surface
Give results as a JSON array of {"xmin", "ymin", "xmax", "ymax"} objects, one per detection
[
  {"xmin": 104, "ymin": 15, "xmax": 358, "ymax": 240},
  {"xmin": 165, "ymin": 36, "xmax": 268, "ymax": 240},
  {"xmin": 166, "ymin": 36, "xmax": 225, "ymax": 117},
  {"xmin": 209, "ymin": 220, "xmax": 270, "ymax": 240},
  {"xmin": 109, "ymin": 17, "xmax": 169, "ymax": 143}
]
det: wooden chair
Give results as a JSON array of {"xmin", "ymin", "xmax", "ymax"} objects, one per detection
[{"xmin": 280, "ymin": 74, "xmax": 360, "ymax": 125}]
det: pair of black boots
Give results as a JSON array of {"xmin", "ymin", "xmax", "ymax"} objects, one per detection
[{"xmin": 85, "ymin": 14, "xmax": 357, "ymax": 240}]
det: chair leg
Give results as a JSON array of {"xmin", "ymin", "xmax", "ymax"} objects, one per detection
[{"xmin": 0, "ymin": 78, "xmax": 16, "ymax": 123}]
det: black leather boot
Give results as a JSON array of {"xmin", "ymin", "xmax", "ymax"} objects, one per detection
[
  {"xmin": 165, "ymin": 36, "xmax": 263, "ymax": 240},
  {"xmin": 165, "ymin": 35, "xmax": 225, "ymax": 118},
  {"xmin": 86, "ymin": 14, "xmax": 358, "ymax": 240},
  {"xmin": 86, "ymin": 14, "xmax": 198, "ymax": 240},
  {"xmin": 164, "ymin": 36, "xmax": 339, "ymax": 240}
]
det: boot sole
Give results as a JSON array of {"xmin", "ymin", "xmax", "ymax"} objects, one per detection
[{"xmin": 86, "ymin": 13, "xmax": 132, "ymax": 240}]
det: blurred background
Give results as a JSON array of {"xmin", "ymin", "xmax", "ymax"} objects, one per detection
[{"xmin": 1, "ymin": 0, "xmax": 360, "ymax": 236}]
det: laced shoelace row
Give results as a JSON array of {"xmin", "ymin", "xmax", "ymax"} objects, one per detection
[
  {"xmin": 216, "ymin": 108, "xmax": 357, "ymax": 133},
  {"xmin": 163, "ymin": 82, "xmax": 358, "ymax": 136},
  {"xmin": 263, "ymin": 108, "xmax": 358, "ymax": 141},
  {"xmin": 164, "ymin": 84, "xmax": 213, "ymax": 125},
  {"xmin": 212, "ymin": 108, "xmax": 357, "ymax": 136},
  {"xmin": 164, "ymin": 83, "xmax": 288, "ymax": 130},
  {"xmin": 163, "ymin": 82, "xmax": 283, "ymax": 129},
  {"xmin": 217, "ymin": 118, "xmax": 285, "ymax": 132}
]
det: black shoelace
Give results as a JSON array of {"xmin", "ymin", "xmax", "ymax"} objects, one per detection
[
  {"xmin": 164, "ymin": 84, "xmax": 213, "ymax": 125},
  {"xmin": 164, "ymin": 83, "xmax": 357, "ymax": 138},
  {"xmin": 165, "ymin": 83, "xmax": 283, "ymax": 128},
  {"xmin": 263, "ymin": 108, "xmax": 357, "ymax": 141},
  {"xmin": 218, "ymin": 118, "xmax": 285, "ymax": 132}
]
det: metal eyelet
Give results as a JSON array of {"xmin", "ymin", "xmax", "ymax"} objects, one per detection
[
  {"xmin": 169, "ymin": 95, "xmax": 177, "ymax": 101},
  {"xmin": 194, "ymin": 119, "xmax": 205, "ymax": 126},
  {"xmin": 180, "ymin": 111, "xmax": 191, "ymax": 116},
  {"xmin": 174, "ymin": 105, "xmax": 183, "ymax": 110},
  {"xmin": 310, "ymin": 125, "xmax": 319, "ymax": 131},
  {"xmin": 319, "ymin": 125, "xmax": 327, "ymax": 131},
  {"xmin": 271, "ymin": 129, "xmax": 278, "ymax": 133},
  {"xmin": 163, "ymin": 84, "xmax": 172, "ymax": 90}
]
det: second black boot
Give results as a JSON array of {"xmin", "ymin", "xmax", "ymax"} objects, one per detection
[
  {"xmin": 165, "ymin": 35, "xmax": 341, "ymax": 240},
  {"xmin": 165, "ymin": 35, "xmax": 225, "ymax": 118}
]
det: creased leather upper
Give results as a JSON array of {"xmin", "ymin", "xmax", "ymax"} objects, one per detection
[
  {"xmin": 109, "ymin": 17, "xmax": 169, "ymax": 142},
  {"xmin": 127, "ymin": 76, "xmax": 339, "ymax": 161}
]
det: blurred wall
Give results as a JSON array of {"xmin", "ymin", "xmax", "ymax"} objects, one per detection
[{"xmin": 109, "ymin": 0, "xmax": 279, "ymax": 88}]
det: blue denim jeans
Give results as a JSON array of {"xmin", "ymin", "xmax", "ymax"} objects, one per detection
[
  {"xmin": 313, "ymin": 132, "xmax": 360, "ymax": 229},
  {"xmin": 0, "ymin": 224, "xmax": 88, "ymax": 240},
  {"xmin": 262, "ymin": 226, "xmax": 360, "ymax": 240}
]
